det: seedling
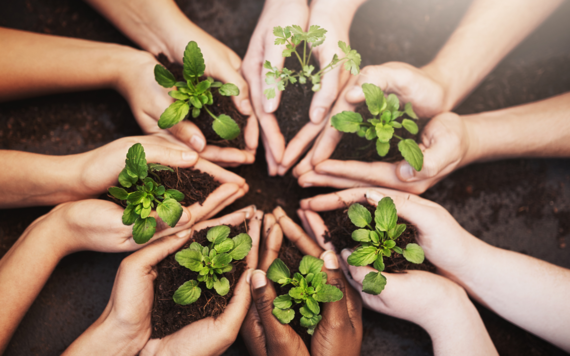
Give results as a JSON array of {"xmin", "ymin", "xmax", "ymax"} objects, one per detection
[
  {"xmin": 173, "ymin": 225, "xmax": 252, "ymax": 305},
  {"xmin": 267, "ymin": 255, "xmax": 343, "ymax": 335},
  {"xmin": 346, "ymin": 198, "xmax": 425, "ymax": 295},
  {"xmin": 263, "ymin": 25, "xmax": 361, "ymax": 99},
  {"xmin": 154, "ymin": 41, "xmax": 241, "ymax": 140},
  {"xmin": 331, "ymin": 83, "xmax": 424, "ymax": 171},
  {"xmin": 108, "ymin": 143, "xmax": 185, "ymax": 244}
]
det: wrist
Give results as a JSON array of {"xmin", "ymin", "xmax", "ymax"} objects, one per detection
[{"xmin": 419, "ymin": 62, "xmax": 456, "ymax": 112}]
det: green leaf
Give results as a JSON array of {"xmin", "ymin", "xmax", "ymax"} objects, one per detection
[
  {"xmin": 375, "ymin": 124, "xmax": 394, "ymax": 143},
  {"xmin": 140, "ymin": 205, "xmax": 151, "ymax": 219},
  {"xmin": 338, "ymin": 40, "xmax": 350, "ymax": 54},
  {"xmin": 127, "ymin": 191, "xmax": 145, "ymax": 205},
  {"xmin": 306, "ymin": 297, "xmax": 320, "ymax": 315},
  {"xmin": 362, "ymin": 271, "xmax": 387, "ymax": 295},
  {"xmin": 189, "ymin": 96, "xmax": 203, "ymax": 109},
  {"xmin": 273, "ymin": 294, "xmax": 293, "ymax": 309},
  {"xmin": 384, "ymin": 240, "xmax": 396, "ymax": 249},
  {"xmin": 376, "ymin": 140, "xmax": 390, "ymax": 157},
  {"xmin": 109, "ymin": 187, "xmax": 128, "ymax": 200},
  {"xmin": 380, "ymin": 111, "xmax": 392, "ymax": 124},
  {"xmin": 347, "ymin": 246, "xmax": 378, "ymax": 266},
  {"xmin": 175, "ymin": 248, "xmax": 203, "ymax": 272},
  {"xmin": 299, "ymin": 255, "xmax": 324, "ymax": 275},
  {"xmin": 398, "ymin": 139, "xmax": 424, "ymax": 171},
  {"xmin": 375, "ymin": 197, "xmax": 398, "ymax": 232},
  {"xmin": 403, "ymin": 243, "xmax": 425, "ymax": 264},
  {"xmin": 229, "ymin": 233, "xmax": 252, "ymax": 260},
  {"xmin": 357, "ymin": 127, "xmax": 367, "ymax": 138},
  {"xmin": 183, "ymin": 41, "xmax": 205, "ymax": 79},
  {"xmin": 215, "ymin": 238, "xmax": 235, "ymax": 254},
  {"xmin": 165, "ymin": 189, "xmax": 184, "ymax": 202},
  {"xmin": 386, "ymin": 94, "xmax": 400, "ymax": 113},
  {"xmin": 365, "ymin": 127, "xmax": 377, "ymax": 140},
  {"xmin": 289, "ymin": 286, "xmax": 306, "ymax": 300},
  {"xmin": 189, "ymin": 242, "xmax": 203, "ymax": 251},
  {"xmin": 264, "ymin": 88, "xmax": 276, "ymax": 99},
  {"xmin": 362, "ymin": 83, "xmax": 385, "ymax": 116},
  {"xmin": 175, "ymin": 81, "xmax": 188, "ymax": 88},
  {"xmin": 158, "ymin": 100, "xmax": 190, "ymax": 129},
  {"xmin": 212, "ymin": 253, "xmax": 232, "ymax": 268},
  {"xmin": 404, "ymin": 102, "xmax": 418, "ymax": 119},
  {"xmin": 273, "ymin": 307, "xmax": 295, "ymax": 324},
  {"xmin": 213, "ymin": 114, "xmax": 240, "ymax": 140},
  {"xmin": 173, "ymin": 280, "xmax": 201, "ymax": 305},
  {"xmin": 154, "ymin": 64, "xmax": 176, "ymax": 88},
  {"xmin": 393, "ymin": 246, "xmax": 403, "ymax": 254},
  {"xmin": 168, "ymin": 90, "xmax": 189, "ymax": 100},
  {"xmin": 391, "ymin": 121, "xmax": 402, "ymax": 128},
  {"xmin": 122, "ymin": 204, "xmax": 138, "ymax": 225},
  {"xmin": 373, "ymin": 255, "xmax": 385, "ymax": 272},
  {"xmin": 195, "ymin": 80, "xmax": 211, "ymax": 95},
  {"xmin": 132, "ymin": 216, "xmax": 156, "ymax": 244},
  {"xmin": 344, "ymin": 49, "xmax": 361, "ymax": 75},
  {"xmin": 299, "ymin": 305, "xmax": 314, "ymax": 318},
  {"xmin": 207, "ymin": 225, "xmax": 231, "ymax": 244},
  {"xmin": 370, "ymin": 231, "xmax": 380, "ymax": 244},
  {"xmin": 311, "ymin": 272, "xmax": 326, "ymax": 287},
  {"xmin": 125, "ymin": 143, "xmax": 148, "ymax": 180},
  {"xmin": 267, "ymin": 258, "xmax": 291, "ymax": 283},
  {"xmin": 218, "ymin": 83, "xmax": 240, "ymax": 96},
  {"xmin": 214, "ymin": 277, "xmax": 230, "ymax": 296},
  {"xmin": 192, "ymin": 107, "xmax": 200, "ymax": 118},
  {"xmin": 300, "ymin": 314, "xmax": 322, "ymax": 328},
  {"xmin": 118, "ymin": 167, "xmax": 137, "ymax": 188},
  {"xmin": 388, "ymin": 224, "xmax": 406, "ymax": 239},
  {"xmin": 148, "ymin": 163, "xmax": 174, "ymax": 172},
  {"xmin": 331, "ymin": 111, "xmax": 363, "ymax": 133},
  {"xmin": 157, "ymin": 198, "xmax": 183, "ymax": 228},
  {"xmin": 402, "ymin": 119, "xmax": 419, "ymax": 135},
  {"xmin": 352, "ymin": 229, "xmax": 371, "ymax": 242},
  {"xmin": 348, "ymin": 203, "xmax": 372, "ymax": 228},
  {"xmin": 314, "ymin": 284, "xmax": 343, "ymax": 302}
]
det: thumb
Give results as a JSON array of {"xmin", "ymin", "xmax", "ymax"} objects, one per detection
[
  {"xmin": 215, "ymin": 269, "xmax": 253, "ymax": 331},
  {"xmin": 213, "ymin": 63, "xmax": 253, "ymax": 116},
  {"xmin": 123, "ymin": 229, "xmax": 191, "ymax": 271},
  {"xmin": 144, "ymin": 143, "xmax": 199, "ymax": 168},
  {"xmin": 308, "ymin": 62, "xmax": 345, "ymax": 125}
]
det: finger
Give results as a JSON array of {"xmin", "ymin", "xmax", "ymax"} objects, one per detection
[
  {"xmin": 278, "ymin": 118, "xmax": 328, "ymax": 175},
  {"xmin": 198, "ymin": 184, "xmax": 248, "ymax": 221},
  {"xmin": 261, "ymin": 38, "xmax": 288, "ymax": 113},
  {"xmin": 167, "ymin": 120, "xmax": 208, "ymax": 153},
  {"xmin": 241, "ymin": 304, "xmax": 268, "ymax": 356},
  {"xmin": 299, "ymin": 188, "xmax": 369, "ymax": 211},
  {"xmin": 246, "ymin": 210, "xmax": 265, "ymax": 269},
  {"xmin": 244, "ymin": 112, "xmax": 260, "ymax": 154},
  {"xmin": 258, "ymin": 223, "xmax": 283, "ymax": 271},
  {"xmin": 192, "ymin": 204, "xmax": 256, "ymax": 231},
  {"xmin": 143, "ymin": 143, "xmax": 199, "ymax": 168},
  {"xmin": 263, "ymin": 213, "xmax": 277, "ymax": 240},
  {"xmin": 303, "ymin": 210, "xmax": 335, "ymax": 251},
  {"xmin": 193, "ymin": 158, "xmax": 247, "ymax": 186},
  {"xmin": 309, "ymin": 66, "xmax": 342, "ymax": 124},
  {"xmin": 296, "ymin": 209, "xmax": 316, "ymax": 241},
  {"xmin": 273, "ymin": 206, "xmax": 323, "ymax": 257},
  {"xmin": 121, "ymin": 230, "xmax": 191, "ymax": 272},
  {"xmin": 215, "ymin": 63, "xmax": 253, "ymax": 116},
  {"xmin": 250, "ymin": 270, "xmax": 294, "ymax": 338},
  {"xmin": 292, "ymin": 143, "xmax": 317, "ymax": 178},
  {"xmin": 199, "ymin": 145, "xmax": 254, "ymax": 166},
  {"xmin": 215, "ymin": 269, "xmax": 254, "ymax": 334},
  {"xmin": 186, "ymin": 183, "xmax": 241, "ymax": 223},
  {"xmin": 261, "ymin": 131, "xmax": 281, "ymax": 176},
  {"xmin": 298, "ymin": 170, "xmax": 373, "ymax": 189}
]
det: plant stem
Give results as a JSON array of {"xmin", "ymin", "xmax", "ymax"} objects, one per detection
[
  {"xmin": 204, "ymin": 106, "xmax": 218, "ymax": 121},
  {"xmin": 394, "ymin": 134, "xmax": 403, "ymax": 140},
  {"xmin": 303, "ymin": 40, "xmax": 307, "ymax": 66}
]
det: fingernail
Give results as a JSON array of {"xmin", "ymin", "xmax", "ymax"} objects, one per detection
[
  {"xmin": 273, "ymin": 206, "xmax": 285, "ymax": 220},
  {"xmin": 241, "ymin": 99, "xmax": 252, "ymax": 114},
  {"xmin": 311, "ymin": 107, "xmax": 326, "ymax": 124},
  {"xmin": 321, "ymin": 250, "xmax": 339, "ymax": 270},
  {"xmin": 365, "ymin": 190, "xmax": 384, "ymax": 203},
  {"xmin": 251, "ymin": 270, "xmax": 267, "ymax": 289},
  {"xmin": 245, "ymin": 205, "xmax": 257, "ymax": 219},
  {"xmin": 399, "ymin": 163, "xmax": 415, "ymax": 181},
  {"xmin": 176, "ymin": 229, "xmax": 190, "ymax": 238},
  {"xmin": 263, "ymin": 100, "xmax": 275, "ymax": 113},
  {"xmin": 177, "ymin": 209, "xmax": 191, "ymax": 225},
  {"xmin": 182, "ymin": 151, "xmax": 198, "ymax": 161},
  {"xmin": 245, "ymin": 269, "xmax": 253, "ymax": 284},
  {"xmin": 303, "ymin": 183, "xmax": 313, "ymax": 188},
  {"xmin": 190, "ymin": 135, "xmax": 205, "ymax": 152},
  {"xmin": 341, "ymin": 248, "xmax": 352, "ymax": 260},
  {"xmin": 347, "ymin": 85, "xmax": 364, "ymax": 99}
]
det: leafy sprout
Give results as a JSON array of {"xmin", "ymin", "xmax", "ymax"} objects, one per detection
[
  {"xmin": 346, "ymin": 198, "xmax": 425, "ymax": 295},
  {"xmin": 267, "ymin": 255, "xmax": 343, "ymax": 335},
  {"xmin": 154, "ymin": 41, "xmax": 241, "ymax": 140},
  {"xmin": 108, "ymin": 143, "xmax": 185, "ymax": 244},
  {"xmin": 331, "ymin": 83, "xmax": 424, "ymax": 171},
  {"xmin": 173, "ymin": 225, "xmax": 252, "ymax": 305},
  {"xmin": 263, "ymin": 25, "xmax": 361, "ymax": 99}
]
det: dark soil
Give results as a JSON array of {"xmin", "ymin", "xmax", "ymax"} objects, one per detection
[
  {"xmin": 274, "ymin": 56, "xmax": 319, "ymax": 144},
  {"xmin": 157, "ymin": 55, "xmax": 247, "ymax": 150},
  {"xmin": 321, "ymin": 204, "xmax": 436, "ymax": 273},
  {"xmin": 330, "ymin": 103, "xmax": 428, "ymax": 163},
  {"xmin": 154, "ymin": 167, "xmax": 220, "ymax": 207},
  {"xmin": 150, "ymin": 223, "xmax": 248, "ymax": 339}
]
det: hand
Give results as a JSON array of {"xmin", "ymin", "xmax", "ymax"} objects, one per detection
[{"xmin": 64, "ymin": 207, "xmax": 262, "ymax": 356}]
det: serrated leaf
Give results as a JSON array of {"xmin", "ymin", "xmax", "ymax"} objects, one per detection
[
  {"xmin": 264, "ymin": 88, "xmax": 276, "ymax": 99},
  {"xmin": 388, "ymin": 224, "xmax": 406, "ymax": 239},
  {"xmin": 386, "ymin": 94, "xmax": 400, "ymax": 112},
  {"xmin": 376, "ymin": 140, "xmax": 390, "ymax": 157},
  {"xmin": 403, "ymin": 243, "xmax": 425, "ymax": 264},
  {"xmin": 273, "ymin": 307, "xmax": 295, "ymax": 324},
  {"xmin": 154, "ymin": 64, "xmax": 176, "ymax": 88},
  {"xmin": 173, "ymin": 280, "xmax": 201, "ymax": 305},
  {"xmin": 404, "ymin": 102, "xmax": 418, "ymax": 119},
  {"xmin": 362, "ymin": 271, "xmax": 386, "ymax": 295},
  {"xmin": 229, "ymin": 233, "xmax": 252, "ymax": 260},
  {"xmin": 109, "ymin": 187, "xmax": 128, "ymax": 200},
  {"xmin": 189, "ymin": 242, "xmax": 203, "ymax": 251},
  {"xmin": 348, "ymin": 203, "xmax": 372, "ymax": 228},
  {"xmin": 273, "ymin": 295, "xmax": 292, "ymax": 309},
  {"xmin": 125, "ymin": 143, "xmax": 148, "ymax": 180},
  {"xmin": 207, "ymin": 225, "xmax": 230, "ymax": 244},
  {"xmin": 212, "ymin": 253, "xmax": 232, "ymax": 268},
  {"xmin": 402, "ymin": 119, "xmax": 419, "ymax": 135},
  {"xmin": 127, "ymin": 191, "xmax": 145, "ymax": 205},
  {"xmin": 213, "ymin": 114, "xmax": 240, "ymax": 140},
  {"xmin": 373, "ymin": 255, "xmax": 385, "ymax": 272},
  {"xmin": 352, "ymin": 229, "xmax": 371, "ymax": 242},
  {"xmin": 338, "ymin": 41, "xmax": 350, "ymax": 54},
  {"xmin": 148, "ymin": 163, "xmax": 174, "ymax": 173},
  {"xmin": 157, "ymin": 198, "xmax": 183, "ymax": 228},
  {"xmin": 219, "ymin": 83, "xmax": 240, "ymax": 96},
  {"xmin": 306, "ymin": 297, "xmax": 320, "ymax": 315},
  {"xmin": 214, "ymin": 277, "xmax": 230, "ymax": 296},
  {"xmin": 132, "ymin": 216, "xmax": 156, "ymax": 244},
  {"xmin": 362, "ymin": 83, "xmax": 385, "ymax": 116},
  {"xmin": 314, "ymin": 284, "xmax": 343, "ymax": 302},
  {"xmin": 289, "ymin": 286, "xmax": 306, "ymax": 300},
  {"xmin": 118, "ymin": 167, "xmax": 137, "ymax": 188},
  {"xmin": 398, "ymin": 139, "xmax": 424, "ymax": 171},
  {"xmin": 165, "ymin": 189, "xmax": 184, "ymax": 202},
  {"xmin": 347, "ymin": 246, "xmax": 378, "ymax": 266},
  {"xmin": 122, "ymin": 204, "xmax": 138, "ymax": 225},
  {"xmin": 215, "ymin": 238, "xmax": 235, "ymax": 254},
  {"xmin": 267, "ymin": 258, "xmax": 291, "ymax": 283},
  {"xmin": 375, "ymin": 197, "xmax": 398, "ymax": 232},
  {"xmin": 175, "ymin": 248, "xmax": 203, "ymax": 272},
  {"xmin": 183, "ymin": 41, "xmax": 205, "ymax": 79},
  {"xmin": 140, "ymin": 205, "xmax": 151, "ymax": 219},
  {"xmin": 158, "ymin": 100, "xmax": 190, "ymax": 129},
  {"xmin": 299, "ymin": 255, "xmax": 324, "ymax": 276},
  {"xmin": 375, "ymin": 124, "xmax": 394, "ymax": 143},
  {"xmin": 331, "ymin": 111, "xmax": 363, "ymax": 133},
  {"xmin": 311, "ymin": 272, "xmax": 326, "ymax": 287}
]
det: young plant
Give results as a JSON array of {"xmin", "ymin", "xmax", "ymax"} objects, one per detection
[
  {"xmin": 331, "ymin": 83, "xmax": 424, "ymax": 171},
  {"xmin": 267, "ymin": 255, "xmax": 343, "ymax": 335},
  {"xmin": 346, "ymin": 198, "xmax": 425, "ymax": 295},
  {"xmin": 172, "ymin": 225, "xmax": 252, "ymax": 305},
  {"xmin": 263, "ymin": 25, "xmax": 361, "ymax": 99},
  {"xmin": 108, "ymin": 143, "xmax": 185, "ymax": 244},
  {"xmin": 154, "ymin": 41, "xmax": 241, "ymax": 140}
]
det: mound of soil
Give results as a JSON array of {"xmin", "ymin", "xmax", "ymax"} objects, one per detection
[
  {"xmin": 150, "ymin": 224, "xmax": 248, "ymax": 338},
  {"xmin": 157, "ymin": 54, "xmax": 247, "ymax": 150},
  {"xmin": 330, "ymin": 103, "xmax": 427, "ymax": 163},
  {"xmin": 321, "ymin": 204, "xmax": 435, "ymax": 273},
  {"xmin": 154, "ymin": 167, "xmax": 220, "ymax": 207}
]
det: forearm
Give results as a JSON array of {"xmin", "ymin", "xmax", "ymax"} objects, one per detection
[
  {"xmin": 464, "ymin": 92, "xmax": 570, "ymax": 163},
  {"xmin": 422, "ymin": 0, "xmax": 563, "ymax": 110},
  {"xmin": 0, "ymin": 27, "xmax": 139, "ymax": 101}
]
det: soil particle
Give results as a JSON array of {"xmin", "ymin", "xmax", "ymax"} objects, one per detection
[{"xmin": 154, "ymin": 167, "xmax": 220, "ymax": 207}]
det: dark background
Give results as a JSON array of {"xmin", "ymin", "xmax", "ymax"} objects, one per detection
[{"xmin": 0, "ymin": 0, "xmax": 569, "ymax": 355}]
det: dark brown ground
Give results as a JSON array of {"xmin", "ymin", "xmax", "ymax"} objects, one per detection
[
  {"xmin": 158, "ymin": 55, "xmax": 247, "ymax": 150},
  {"xmin": 151, "ymin": 224, "xmax": 248, "ymax": 339},
  {"xmin": 154, "ymin": 167, "xmax": 220, "ymax": 207}
]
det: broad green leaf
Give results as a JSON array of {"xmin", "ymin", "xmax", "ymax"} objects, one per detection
[
  {"xmin": 109, "ymin": 187, "xmax": 128, "ymax": 200},
  {"xmin": 362, "ymin": 83, "xmax": 385, "ymax": 116},
  {"xmin": 173, "ymin": 280, "xmax": 201, "ymax": 305},
  {"xmin": 273, "ymin": 307, "xmax": 295, "ymax": 324},
  {"xmin": 273, "ymin": 295, "xmax": 292, "ymax": 309},
  {"xmin": 122, "ymin": 204, "xmax": 138, "ymax": 225},
  {"xmin": 165, "ymin": 189, "xmax": 184, "ymax": 202},
  {"xmin": 300, "ymin": 314, "xmax": 322, "ymax": 328},
  {"xmin": 264, "ymin": 88, "xmax": 276, "ymax": 99},
  {"xmin": 127, "ymin": 191, "xmax": 145, "ymax": 205},
  {"xmin": 352, "ymin": 229, "xmax": 371, "ymax": 242},
  {"xmin": 375, "ymin": 123, "xmax": 394, "ymax": 143},
  {"xmin": 299, "ymin": 305, "xmax": 314, "ymax": 318},
  {"xmin": 154, "ymin": 185, "xmax": 165, "ymax": 195},
  {"xmin": 207, "ymin": 225, "xmax": 231, "ymax": 244},
  {"xmin": 366, "ymin": 127, "xmax": 377, "ymax": 140},
  {"xmin": 148, "ymin": 163, "xmax": 174, "ymax": 172},
  {"xmin": 267, "ymin": 258, "xmax": 291, "ymax": 283},
  {"xmin": 168, "ymin": 90, "xmax": 189, "ymax": 100},
  {"xmin": 192, "ymin": 107, "xmax": 200, "ymax": 118},
  {"xmin": 214, "ymin": 277, "xmax": 230, "ymax": 296},
  {"xmin": 213, "ymin": 114, "xmax": 240, "ymax": 140},
  {"xmin": 132, "ymin": 216, "xmax": 156, "ymax": 244},
  {"xmin": 118, "ymin": 167, "xmax": 137, "ymax": 188},
  {"xmin": 347, "ymin": 246, "xmax": 378, "ymax": 266},
  {"xmin": 125, "ymin": 143, "xmax": 148, "ymax": 180},
  {"xmin": 195, "ymin": 80, "xmax": 211, "ymax": 95},
  {"xmin": 158, "ymin": 100, "xmax": 190, "ymax": 129},
  {"xmin": 376, "ymin": 140, "xmax": 390, "ymax": 157},
  {"xmin": 362, "ymin": 271, "xmax": 387, "ymax": 295},
  {"xmin": 384, "ymin": 240, "xmax": 396, "ymax": 249},
  {"xmin": 402, "ymin": 119, "xmax": 419, "ymax": 135},
  {"xmin": 306, "ymin": 297, "xmax": 320, "ymax": 315},
  {"xmin": 391, "ymin": 121, "xmax": 402, "ymax": 128},
  {"xmin": 357, "ymin": 127, "xmax": 367, "ymax": 138},
  {"xmin": 215, "ymin": 238, "xmax": 235, "ymax": 254},
  {"xmin": 370, "ymin": 231, "xmax": 380, "ymax": 244},
  {"xmin": 299, "ymin": 255, "xmax": 324, "ymax": 275},
  {"xmin": 331, "ymin": 111, "xmax": 363, "ymax": 133},
  {"xmin": 189, "ymin": 96, "xmax": 203, "ymax": 109},
  {"xmin": 140, "ymin": 206, "xmax": 151, "ymax": 219},
  {"xmin": 403, "ymin": 243, "xmax": 425, "ymax": 264},
  {"xmin": 386, "ymin": 94, "xmax": 400, "ymax": 113},
  {"xmin": 311, "ymin": 272, "xmax": 326, "ymax": 287},
  {"xmin": 348, "ymin": 203, "xmax": 372, "ymax": 228},
  {"xmin": 375, "ymin": 197, "xmax": 398, "ymax": 232},
  {"xmin": 183, "ymin": 41, "xmax": 205, "ymax": 79},
  {"xmin": 175, "ymin": 81, "xmax": 188, "ymax": 88},
  {"xmin": 404, "ymin": 102, "xmax": 418, "ymax": 119},
  {"xmin": 175, "ymin": 248, "xmax": 203, "ymax": 272},
  {"xmin": 393, "ymin": 246, "xmax": 404, "ymax": 254},
  {"xmin": 380, "ymin": 111, "xmax": 392, "ymax": 124},
  {"xmin": 388, "ymin": 224, "xmax": 406, "ymax": 239},
  {"xmin": 229, "ymin": 233, "xmax": 252, "ymax": 260},
  {"xmin": 156, "ymin": 198, "xmax": 183, "ymax": 228},
  {"xmin": 314, "ymin": 284, "xmax": 343, "ymax": 302},
  {"xmin": 289, "ymin": 287, "xmax": 306, "ymax": 300},
  {"xmin": 189, "ymin": 242, "xmax": 203, "ymax": 251},
  {"xmin": 398, "ymin": 139, "xmax": 424, "ymax": 171},
  {"xmin": 205, "ymin": 275, "xmax": 214, "ymax": 289},
  {"xmin": 373, "ymin": 255, "xmax": 385, "ymax": 272},
  {"xmin": 212, "ymin": 253, "xmax": 232, "ymax": 268},
  {"xmin": 154, "ymin": 64, "xmax": 176, "ymax": 88},
  {"xmin": 218, "ymin": 83, "xmax": 240, "ymax": 96}
]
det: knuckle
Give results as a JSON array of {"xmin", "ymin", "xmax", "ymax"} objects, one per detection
[{"xmin": 254, "ymin": 294, "xmax": 275, "ymax": 315}]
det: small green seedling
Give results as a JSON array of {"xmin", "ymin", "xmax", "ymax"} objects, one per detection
[
  {"xmin": 264, "ymin": 25, "xmax": 361, "ymax": 99},
  {"xmin": 108, "ymin": 143, "xmax": 185, "ymax": 244},
  {"xmin": 154, "ymin": 41, "xmax": 241, "ymax": 140},
  {"xmin": 346, "ymin": 198, "xmax": 425, "ymax": 295},
  {"xmin": 331, "ymin": 83, "xmax": 423, "ymax": 171},
  {"xmin": 267, "ymin": 255, "xmax": 343, "ymax": 335},
  {"xmin": 172, "ymin": 225, "xmax": 252, "ymax": 305}
]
